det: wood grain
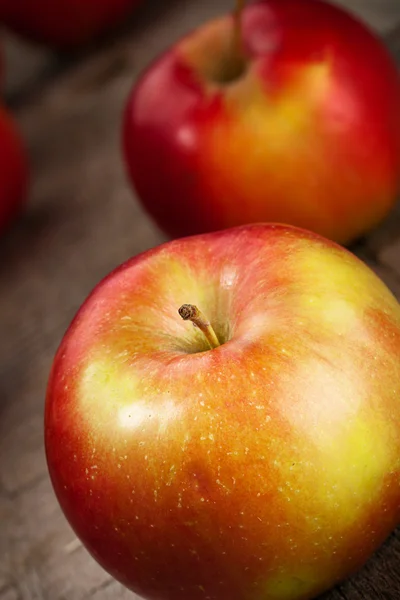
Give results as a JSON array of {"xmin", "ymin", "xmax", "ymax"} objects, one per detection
[{"xmin": 1, "ymin": 0, "xmax": 400, "ymax": 598}]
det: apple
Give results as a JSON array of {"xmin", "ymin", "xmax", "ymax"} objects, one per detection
[
  {"xmin": 45, "ymin": 223, "xmax": 400, "ymax": 600},
  {"xmin": 0, "ymin": 41, "xmax": 3, "ymax": 92},
  {"xmin": 0, "ymin": 104, "xmax": 29, "ymax": 234},
  {"xmin": 0, "ymin": 0, "xmax": 142, "ymax": 48},
  {"xmin": 123, "ymin": 0, "xmax": 400, "ymax": 244}
]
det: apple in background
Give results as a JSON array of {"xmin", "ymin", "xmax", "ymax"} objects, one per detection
[
  {"xmin": 45, "ymin": 223, "xmax": 400, "ymax": 600},
  {"xmin": 123, "ymin": 0, "xmax": 400, "ymax": 245},
  {"xmin": 0, "ymin": 105, "xmax": 29, "ymax": 234},
  {"xmin": 0, "ymin": 0, "xmax": 143, "ymax": 49},
  {"xmin": 0, "ymin": 42, "xmax": 3, "ymax": 91}
]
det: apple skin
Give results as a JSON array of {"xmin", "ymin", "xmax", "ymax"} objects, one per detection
[
  {"xmin": 0, "ymin": 0, "xmax": 142, "ymax": 48},
  {"xmin": 0, "ymin": 42, "xmax": 3, "ymax": 91},
  {"xmin": 0, "ymin": 105, "xmax": 29, "ymax": 234},
  {"xmin": 123, "ymin": 0, "xmax": 400, "ymax": 244},
  {"xmin": 45, "ymin": 223, "xmax": 400, "ymax": 600}
]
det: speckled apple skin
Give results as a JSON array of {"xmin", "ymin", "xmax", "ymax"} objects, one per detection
[{"xmin": 46, "ymin": 224, "xmax": 400, "ymax": 600}]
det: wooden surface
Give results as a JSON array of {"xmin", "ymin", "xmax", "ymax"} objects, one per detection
[{"xmin": 1, "ymin": 1, "xmax": 400, "ymax": 599}]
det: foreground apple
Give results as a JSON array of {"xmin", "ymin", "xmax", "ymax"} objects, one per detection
[
  {"xmin": 0, "ymin": 105, "xmax": 29, "ymax": 234},
  {"xmin": 123, "ymin": 0, "xmax": 400, "ymax": 244},
  {"xmin": 0, "ymin": 0, "xmax": 142, "ymax": 48},
  {"xmin": 45, "ymin": 224, "xmax": 400, "ymax": 600}
]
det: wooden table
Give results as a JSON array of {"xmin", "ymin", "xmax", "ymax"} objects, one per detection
[{"xmin": 1, "ymin": 1, "xmax": 400, "ymax": 598}]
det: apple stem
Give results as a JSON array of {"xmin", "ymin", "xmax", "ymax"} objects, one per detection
[
  {"xmin": 179, "ymin": 304, "xmax": 220, "ymax": 349},
  {"xmin": 233, "ymin": 0, "xmax": 246, "ymax": 60}
]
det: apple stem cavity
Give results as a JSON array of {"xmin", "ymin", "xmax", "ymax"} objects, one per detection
[{"xmin": 178, "ymin": 304, "xmax": 221, "ymax": 350}]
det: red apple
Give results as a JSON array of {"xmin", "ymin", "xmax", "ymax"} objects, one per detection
[
  {"xmin": 0, "ymin": 41, "xmax": 3, "ymax": 92},
  {"xmin": 0, "ymin": 104, "xmax": 29, "ymax": 233},
  {"xmin": 45, "ymin": 223, "xmax": 400, "ymax": 600},
  {"xmin": 123, "ymin": 0, "xmax": 400, "ymax": 244},
  {"xmin": 0, "ymin": 0, "xmax": 142, "ymax": 48}
]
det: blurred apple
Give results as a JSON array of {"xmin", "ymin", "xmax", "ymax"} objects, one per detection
[
  {"xmin": 0, "ymin": 105, "xmax": 28, "ymax": 234},
  {"xmin": 45, "ymin": 223, "xmax": 400, "ymax": 600},
  {"xmin": 0, "ymin": 0, "xmax": 143, "ymax": 48},
  {"xmin": 0, "ymin": 41, "xmax": 3, "ymax": 91},
  {"xmin": 123, "ymin": 0, "xmax": 400, "ymax": 244}
]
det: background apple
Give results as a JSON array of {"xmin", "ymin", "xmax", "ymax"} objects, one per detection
[
  {"xmin": 45, "ymin": 223, "xmax": 400, "ymax": 600},
  {"xmin": 0, "ymin": 0, "xmax": 143, "ymax": 48},
  {"xmin": 123, "ymin": 0, "xmax": 400, "ymax": 244},
  {"xmin": 0, "ymin": 41, "xmax": 3, "ymax": 91},
  {"xmin": 0, "ymin": 104, "xmax": 29, "ymax": 234}
]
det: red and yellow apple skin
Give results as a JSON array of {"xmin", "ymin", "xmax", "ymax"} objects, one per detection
[
  {"xmin": 0, "ymin": 106, "xmax": 29, "ymax": 234},
  {"xmin": 0, "ymin": 0, "xmax": 142, "ymax": 48},
  {"xmin": 123, "ymin": 0, "xmax": 400, "ymax": 244},
  {"xmin": 45, "ymin": 224, "xmax": 400, "ymax": 600}
]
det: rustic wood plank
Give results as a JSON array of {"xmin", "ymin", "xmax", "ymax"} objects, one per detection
[
  {"xmin": 3, "ymin": 477, "xmax": 111, "ymax": 600},
  {"xmin": 336, "ymin": 0, "xmax": 400, "ymax": 33},
  {"xmin": 385, "ymin": 20, "xmax": 400, "ymax": 63},
  {"xmin": 3, "ymin": 32, "xmax": 55, "ymax": 103},
  {"xmin": 0, "ymin": 495, "xmax": 16, "ymax": 593},
  {"xmin": 0, "ymin": 587, "xmax": 20, "ymax": 600},
  {"xmin": 2, "ymin": 0, "xmax": 182, "ymax": 104},
  {"xmin": 87, "ymin": 580, "xmax": 141, "ymax": 600},
  {"xmin": 365, "ymin": 207, "xmax": 400, "ymax": 272},
  {"xmin": 373, "ymin": 237, "xmax": 400, "ymax": 279}
]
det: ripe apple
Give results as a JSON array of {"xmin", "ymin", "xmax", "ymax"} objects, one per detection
[
  {"xmin": 123, "ymin": 0, "xmax": 400, "ymax": 244},
  {"xmin": 0, "ymin": 105, "xmax": 29, "ymax": 234},
  {"xmin": 45, "ymin": 223, "xmax": 400, "ymax": 600},
  {"xmin": 0, "ymin": 41, "xmax": 3, "ymax": 91},
  {"xmin": 0, "ymin": 0, "xmax": 142, "ymax": 48}
]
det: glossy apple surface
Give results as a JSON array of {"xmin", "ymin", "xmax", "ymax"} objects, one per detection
[
  {"xmin": 0, "ymin": 105, "xmax": 29, "ymax": 234},
  {"xmin": 0, "ymin": 0, "xmax": 142, "ymax": 48},
  {"xmin": 45, "ymin": 224, "xmax": 400, "ymax": 600},
  {"xmin": 123, "ymin": 0, "xmax": 400, "ymax": 244}
]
